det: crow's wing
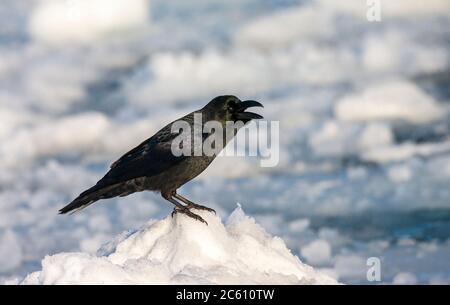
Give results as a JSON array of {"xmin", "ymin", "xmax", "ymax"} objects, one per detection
[
  {"xmin": 101, "ymin": 128, "xmax": 186, "ymax": 186},
  {"xmin": 109, "ymin": 138, "xmax": 152, "ymax": 170}
]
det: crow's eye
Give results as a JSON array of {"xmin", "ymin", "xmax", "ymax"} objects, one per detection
[{"xmin": 227, "ymin": 100, "xmax": 236, "ymax": 111}]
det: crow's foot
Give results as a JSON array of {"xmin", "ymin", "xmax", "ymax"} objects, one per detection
[
  {"xmin": 187, "ymin": 203, "xmax": 216, "ymax": 214},
  {"xmin": 172, "ymin": 206, "xmax": 208, "ymax": 225},
  {"xmin": 172, "ymin": 194, "xmax": 216, "ymax": 215}
]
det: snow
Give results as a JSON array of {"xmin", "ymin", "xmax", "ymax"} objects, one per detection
[
  {"xmin": 362, "ymin": 30, "xmax": 449, "ymax": 74},
  {"xmin": 29, "ymin": 0, "xmax": 150, "ymax": 45},
  {"xmin": 386, "ymin": 165, "xmax": 412, "ymax": 183},
  {"xmin": 333, "ymin": 255, "xmax": 367, "ymax": 281},
  {"xmin": 335, "ymin": 81, "xmax": 446, "ymax": 124},
  {"xmin": 362, "ymin": 140, "xmax": 450, "ymax": 164},
  {"xmin": 1, "ymin": 113, "xmax": 110, "ymax": 168},
  {"xmin": 235, "ymin": 6, "xmax": 334, "ymax": 49},
  {"xmin": 22, "ymin": 207, "xmax": 337, "ymax": 285},
  {"xmin": 0, "ymin": 230, "xmax": 22, "ymax": 273},
  {"xmin": 300, "ymin": 239, "xmax": 332, "ymax": 266},
  {"xmin": 317, "ymin": 0, "xmax": 450, "ymax": 18},
  {"xmin": 309, "ymin": 121, "xmax": 394, "ymax": 157},
  {"xmin": 288, "ymin": 218, "xmax": 310, "ymax": 233},
  {"xmin": 124, "ymin": 50, "xmax": 275, "ymax": 107},
  {"xmin": 392, "ymin": 272, "xmax": 418, "ymax": 285}
]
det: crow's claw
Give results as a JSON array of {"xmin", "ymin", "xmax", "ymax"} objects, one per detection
[
  {"xmin": 172, "ymin": 206, "xmax": 208, "ymax": 225},
  {"xmin": 187, "ymin": 203, "xmax": 216, "ymax": 215}
]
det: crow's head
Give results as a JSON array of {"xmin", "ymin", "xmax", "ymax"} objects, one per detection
[{"xmin": 203, "ymin": 95, "xmax": 264, "ymax": 124}]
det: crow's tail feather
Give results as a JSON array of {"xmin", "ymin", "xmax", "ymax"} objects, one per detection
[{"xmin": 59, "ymin": 183, "xmax": 116, "ymax": 215}]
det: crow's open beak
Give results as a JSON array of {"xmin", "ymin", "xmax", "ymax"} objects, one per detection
[{"xmin": 235, "ymin": 100, "xmax": 264, "ymax": 121}]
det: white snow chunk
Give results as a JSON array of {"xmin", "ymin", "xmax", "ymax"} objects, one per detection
[
  {"xmin": 0, "ymin": 230, "xmax": 23, "ymax": 273},
  {"xmin": 393, "ymin": 272, "xmax": 418, "ymax": 285},
  {"xmin": 387, "ymin": 164, "xmax": 412, "ymax": 183},
  {"xmin": 317, "ymin": 0, "xmax": 450, "ymax": 18},
  {"xmin": 335, "ymin": 81, "xmax": 445, "ymax": 124},
  {"xmin": 235, "ymin": 5, "xmax": 334, "ymax": 50},
  {"xmin": 301, "ymin": 239, "xmax": 332, "ymax": 265},
  {"xmin": 22, "ymin": 207, "xmax": 337, "ymax": 285},
  {"xmin": 333, "ymin": 255, "xmax": 367, "ymax": 280},
  {"xmin": 288, "ymin": 218, "xmax": 310, "ymax": 233},
  {"xmin": 29, "ymin": 0, "xmax": 150, "ymax": 45},
  {"xmin": 362, "ymin": 140, "xmax": 450, "ymax": 164}
]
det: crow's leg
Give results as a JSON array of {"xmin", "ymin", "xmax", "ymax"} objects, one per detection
[
  {"xmin": 162, "ymin": 193, "xmax": 208, "ymax": 225},
  {"xmin": 173, "ymin": 193, "xmax": 216, "ymax": 214}
]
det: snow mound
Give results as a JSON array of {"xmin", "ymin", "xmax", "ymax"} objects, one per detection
[{"xmin": 21, "ymin": 206, "xmax": 337, "ymax": 285}]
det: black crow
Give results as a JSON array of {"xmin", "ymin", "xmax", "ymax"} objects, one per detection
[{"xmin": 59, "ymin": 95, "xmax": 263, "ymax": 224}]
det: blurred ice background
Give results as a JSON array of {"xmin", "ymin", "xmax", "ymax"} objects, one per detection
[{"xmin": 0, "ymin": 0, "xmax": 449, "ymax": 284}]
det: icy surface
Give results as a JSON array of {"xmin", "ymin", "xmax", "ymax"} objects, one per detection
[
  {"xmin": 22, "ymin": 207, "xmax": 337, "ymax": 285},
  {"xmin": 1, "ymin": 0, "xmax": 450, "ymax": 284}
]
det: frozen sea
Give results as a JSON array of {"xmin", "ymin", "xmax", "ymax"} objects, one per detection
[{"xmin": 0, "ymin": 0, "xmax": 449, "ymax": 284}]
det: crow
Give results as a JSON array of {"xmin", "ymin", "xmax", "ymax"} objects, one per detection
[{"xmin": 59, "ymin": 95, "xmax": 263, "ymax": 224}]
